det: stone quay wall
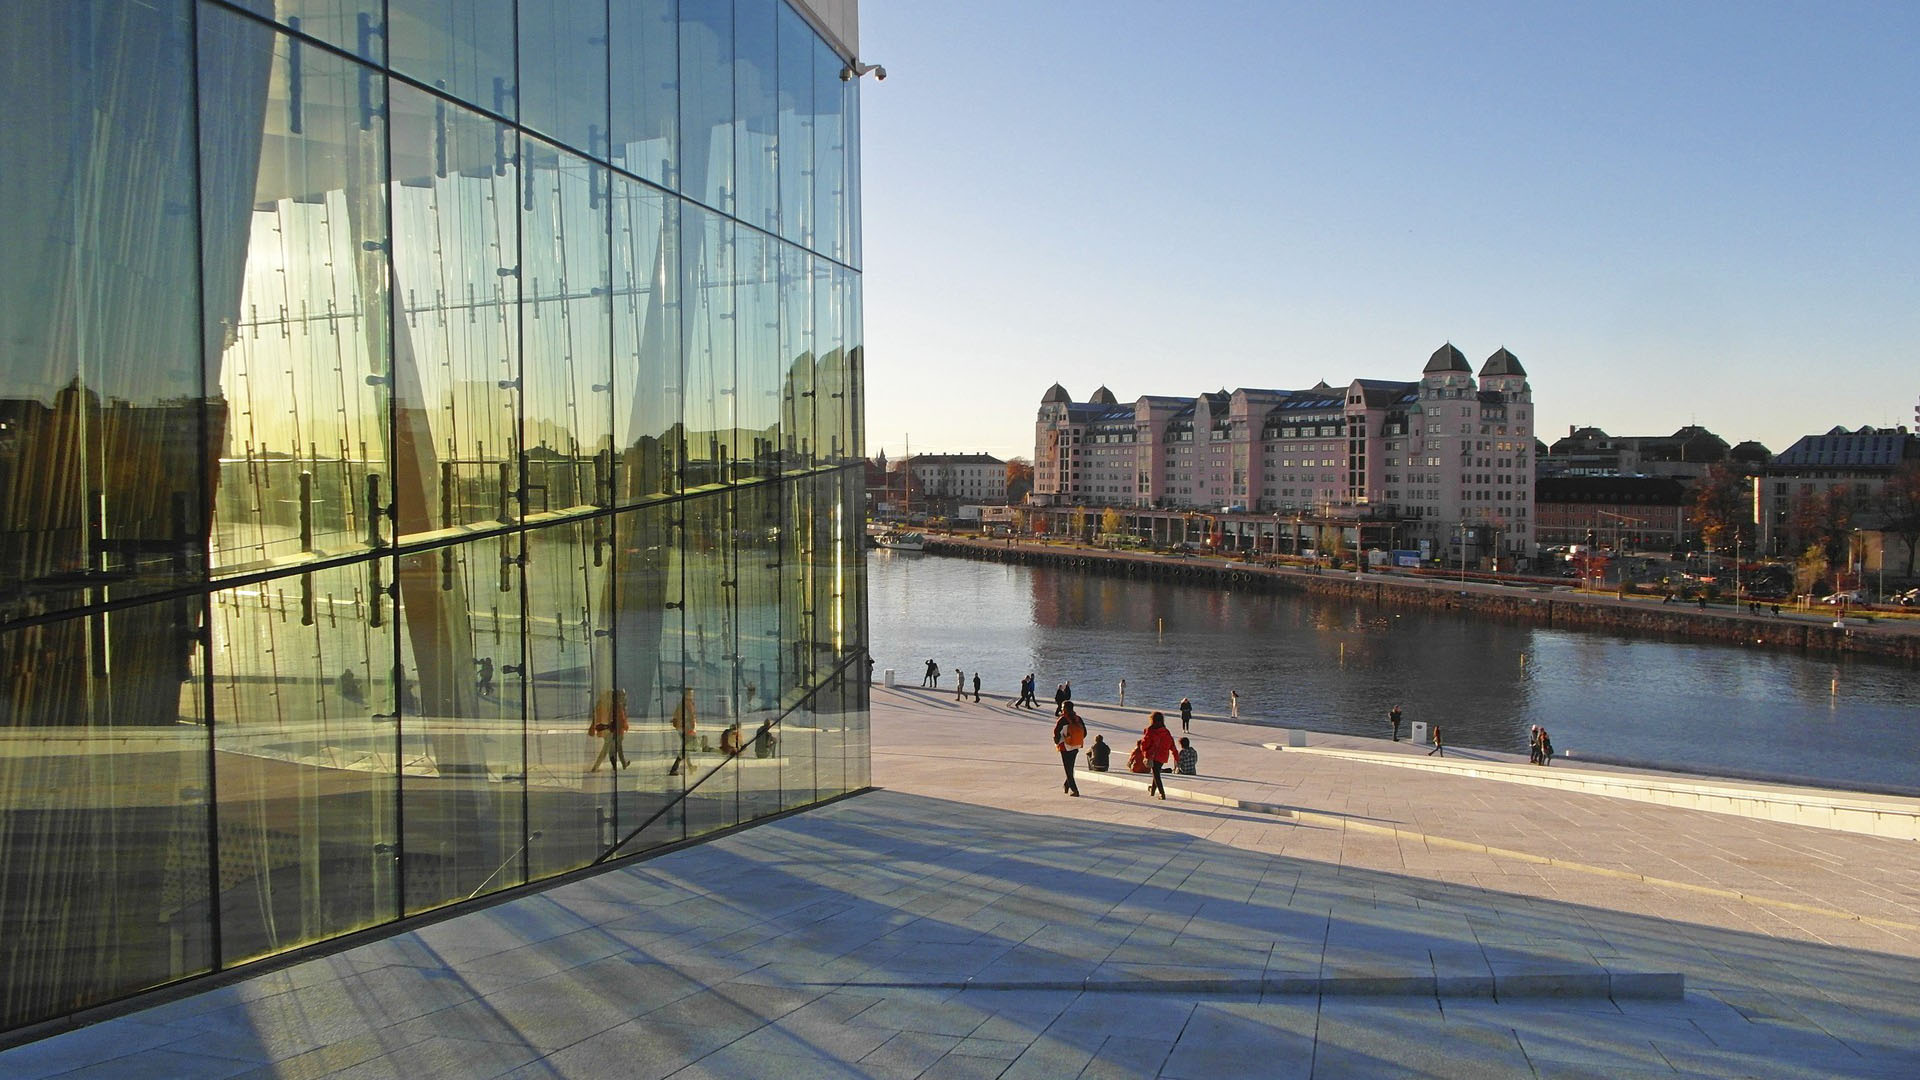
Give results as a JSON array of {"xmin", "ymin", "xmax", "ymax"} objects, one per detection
[{"xmin": 923, "ymin": 539, "xmax": 1920, "ymax": 665}]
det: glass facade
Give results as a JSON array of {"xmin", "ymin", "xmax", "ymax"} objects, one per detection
[{"xmin": 0, "ymin": 0, "xmax": 865, "ymax": 1037}]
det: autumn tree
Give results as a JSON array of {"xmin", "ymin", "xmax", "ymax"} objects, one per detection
[
  {"xmin": 1100, "ymin": 506, "xmax": 1126, "ymax": 539},
  {"xmin": 1879, "ymin": 460, "xmax": 1920, "ymax": 578},
  {"xmin": 1004, "ymin": 458, "xmax": 1034, "ymax": 504},
  {"xmin": 1789, "ymin": 485, "xmax": 1854, "ymax": 569},
  {"xmin": 1688, "ymin": 465, "xmax": 1751, "ymax": 552}
]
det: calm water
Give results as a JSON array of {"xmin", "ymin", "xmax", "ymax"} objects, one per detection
[{"xmin": 868, "ymin": 550, "xmax": 1920, "ymax": 794}]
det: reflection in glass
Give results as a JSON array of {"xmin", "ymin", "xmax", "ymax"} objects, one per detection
[
  {"xmin": 388, "ymin": 83, "xmax": 520, "ymax": 538},
  {"xmin": 202, "ymin": 8, "xmax": 391, "ymax": 570},
  {"xmin": 681, "ymin": 206, "xmax": 736, "ymax": 488},
  {"xmin": 736, "ymin": 231, "xmax": 783, "ymax": 480},
  {"xmin": 517, "ymin": 0, "xmax": 608, "ymax": 157},
  {"xmin": 0, "ymin": 608, "xmax": 211, "ymax": 1032},
  {"xmin": 611, "ymin": 0, "xmax": 679, "ymax": 189},
  {"xmin": 613, "ymin": 177, "xmax": 680, "ymax": 504},
  {"xmin": 521, "ymin": 137, "xmax": 612, "ymax": 515},
  {"xmin": 610, "ymin": 502, "xmax": 684, "ymax": 853},
  {"xmin": 387, "ymin": 0, "xmax": 516, "ymax": 120},
  {"xmin": 734, "ymin": 0, "xmax": 780, "ymax": 233},
  {"xmin": 776, "ymin": 3, "xmax": 815, "ymax": 250},
  {"xmin": 679, "ymin": 0, "xmax": 735, "ymax": 214},
  {"xmin": 396, "ymin": 537, "xmax": 526, "ymax": 912},
  {"xmin": 211, "ymin": 564, "xmax": 398, "ymax": 963},
  {"xmin": 261, "ymin": 0, "xmax": 385, "ymax": 61},
  {"xmin": 0, "ymin": 0, "xmax": 204, "ymax": 617}
]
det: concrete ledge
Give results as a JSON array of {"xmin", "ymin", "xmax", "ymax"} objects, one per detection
[
  {"xmin": 1271, "ymin": 744, "xmax": 1920, "ymax": 841},
  {"xmin": 815, "ymin": 971, "xmax": 1682, "ymax": 1000}
]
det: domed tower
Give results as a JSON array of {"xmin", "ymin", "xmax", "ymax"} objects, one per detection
[
  {"xmin": 1035, "ymin": 383, "xmax": 1075, "ymax": 503},
  {"xmin": 1420, "ymin": 342, "xmax": 1473, "ymax": 401},
  {"xmin": 1088, "ymin": 385, "xmax": 1118, "ymax": 406},
  {"xmin": 1478, "ymin": 347, "xmax": 1529, "ymax": 403}
]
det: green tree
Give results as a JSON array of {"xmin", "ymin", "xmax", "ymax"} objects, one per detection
[{"xmin": 1071, "ymin": 505, "xmax": 1089, "ymax": 540}]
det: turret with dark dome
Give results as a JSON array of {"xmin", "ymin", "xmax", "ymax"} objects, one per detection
[
  {"xmin": 1088, "ymin": 385, "xmax": 1118, "ymax": 406},
  {"xmin": 1479, "ymin": 347, "xmax": 1526, "ymax": 377},
  {"xmin": 1423, "ymin": 343, "xmax": 1470, "ymax": 374},
  {"xmin": 1040, "ymin": 383, "xmax": 1071, "ymax": 405}
]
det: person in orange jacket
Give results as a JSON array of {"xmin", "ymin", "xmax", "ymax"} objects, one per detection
[
  {"xmin": 1141, "ymin": 711, "xmax": 1178, "ymax": 800},
  {"xmin": 588, "ymin": 688, "xmax": 630, "ymax": 771}
]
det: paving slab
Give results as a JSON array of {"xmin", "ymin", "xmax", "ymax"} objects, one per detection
[{"xmin": 6, "ymin": 686, "xmax": 1920, "ymax": 1078}]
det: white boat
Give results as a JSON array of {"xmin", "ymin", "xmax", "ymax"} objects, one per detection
[{"xmin": 875, "ymin": 531, "xmax": 926, "ymax": 551}]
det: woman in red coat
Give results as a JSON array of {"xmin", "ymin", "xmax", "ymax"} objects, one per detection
[{"xmin": 1141, "ymin": 711, "xmax": 1177, "ymax": 800}]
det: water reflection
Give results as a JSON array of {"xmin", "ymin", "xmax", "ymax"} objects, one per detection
[{"xmin": 870, "ymin": 552, "xmax": 1919, "ymax": 793}]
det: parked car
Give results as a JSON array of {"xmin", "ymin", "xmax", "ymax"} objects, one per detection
[{"xmin": 1820, "ymin": 591, "xmax": 1865, "ymax": 605}]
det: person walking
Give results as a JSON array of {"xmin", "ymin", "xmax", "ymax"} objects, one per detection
[
  {"xmin": 1053, "ymin": 702, "xmax": 1086, "ymax": 797},
  {"xmin": 1230, "ymin": 689, "xmax": 1239, "ymax": 718},
  {"xmin": 667, "ymin": 688, "xmax": 697, "ymax": 775},
  {"xmin": 1427, "ymin": 722, "xmax": 1445, "ymax": 757},
  {"xmin": 1141, "ymin": 711, "xmax": 1177, "ymax": 799},
  {"xmin": 1389, "ymin": 704, "xmax": 1403, "ymax": 742},
  {"xmin": 1178, "ymin": 697, "xmax": 1192, "ymax": 732},
  {"xmin": 587, "ymin": 688, "xmax": 630, "ymax": 771},
  {"xmin": 1087, "ymin": 734, "xmax": 1111, "ymax": 772},
  {"xmin": 1528, "ymin": 725, "xmax": 1543, "ymax": 764},
  {"xmin": 955, "ymin": 669, "xmax": 967, "ymax": 701},
  {"xmin": 972, "ymin": 672, "xmax": 981, "ymax": 702},
  {"xmin": 1537, "ymin": 726, "xmax": 1554, "ymax": 765},
  {"xmin": 1118, "ymin": 678, "xmax": 1127, "ymax": 706},
  {"xmin": 1055, "ymin": 682, "xmax": 1069, "ymax": 710},
  {"xmin": 1017, "ymin": 673, "xmax": 1037, "ymax": 708}
]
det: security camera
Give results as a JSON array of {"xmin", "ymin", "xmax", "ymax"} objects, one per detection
[
  {"xmin": 840, "ymin": 66, "xmax": 852, "ymax": 82},
  {"xmin": 872, "ymin": 65, "xmax": 887, "ymax": 81},
  {"xmin": 843, "ymin": 61, "xmax": 887, "ymax": 81}
]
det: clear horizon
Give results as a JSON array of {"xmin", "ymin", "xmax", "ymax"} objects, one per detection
[{"xmin": 857, "ymin": 1, "xmax": 1919, "ymax": 462}]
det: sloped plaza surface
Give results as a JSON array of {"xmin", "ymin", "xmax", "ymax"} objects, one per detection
[{"xmin": 4, "ymin": 686, "xmax": 1918, "ymax": 1078}]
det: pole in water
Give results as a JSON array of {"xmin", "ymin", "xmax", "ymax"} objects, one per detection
[
  {"xmin": 1339, "ymin": 641, "xmax": 1345, "ymax": 666},
  {"xmin": 1157, "ymin": 617, "xmax": 1163, "ymax": 641}
]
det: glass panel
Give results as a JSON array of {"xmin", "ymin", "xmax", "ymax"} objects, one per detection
[
  {"xmin": 517, "ymin": 0, "xmax": 608, "ymax": 157},
  {"xmin": 210, "ymin": 562, "xmax": 398, "ymax": 964},
  {"xmin": 812, "ymin": 256, "xmax": 845, "ymax": 463},
  {"xmin": 815, "ymin": 664, "xmax": 846, "ymax": 798},
  {"xmin": 845, "ymin": 269, "xmax": 864, "ymax": 459},
  {"xmin": 395, "ymin": 537, "xmax": 527, "ymax": 913},
  {"xmin": 680, "ymin": 489, "xmax": 737, "ymax": 836},
  {"xmin": 845, "ymin": 74, "xmax": 861, "ymax": 268},
  {"xmin": 733, "ymin": 0, "xmax": 779, "ymax": 232},
  {"xmin": 525, "ymin": 518, "xmax": 611, "ymax": 879},
  {"xmin": 520, "ymin": 137, "xmax": 612, "ymax": 516},
  {"xmin": 610, "ymin": 0, "xmax": 678, "ymax": 188},
  {"xmin": 734, "ymin": 482, "xmax": 784, "ymax": 821},
  {"xmin": 777, "ymin": 473, "xmax": 818, "ymax": 810},
  {"xmin": 261, "ymin": 0, "xmax": 385, "ymax": 61},
  {"xmin": 0, "ymin": 0, "xmax": 204, "ymax": 619},
  {"xmin": 609, "ymin": 502, "xmax": 684, "ymax": 854},
  {"xmin": 812, "ymin": 36, "xmax": 844, "ymax": 262},
  {"xmin": 387, "ymin": 84, "xmax": 521, "ymax": 538},
  {"xmin": 735, "ymin": 231, "xmax": 781, "ymax": 480},
  {"xmin": 611, "ymin": 176, "xmax": 679, "ymax": 504},
  {"xmin": 0, "ymin": 607, "xmax": 211, "ymax": 1032},
  {"xmin": 202, "ymin": 9, "xmax": 392, "ymax": 572},
  {"xmin": 775, "ymin": 3, "xmax": 814, "ymax": 249},
  {"xmin": 678, "ymin": 0, "xmax": 734, "ymax": 213},
  {"xmin": 680, "ymin": 205, "xmax": 735, "ymax": 489},
  {"xmin": 779, "ymin": 244, "xmax": 815, "ymax": 470},
  {"xmin": 387, "ymin": 0, "xmax": 516, "ymax": 120}
]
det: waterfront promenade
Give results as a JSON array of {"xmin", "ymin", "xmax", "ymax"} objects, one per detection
[{"xmin": 4, "ymin": 690, "xmax": 1918, "ymax": 1077}]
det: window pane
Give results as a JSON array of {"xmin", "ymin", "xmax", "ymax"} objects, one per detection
[
  {"xmin": 608, "ymin": 502, "xmax": 685, "ymax": 854},
  {"xmin": 518, "ymin": 0, "xmax": 608, "ymax": 157},
  {"xmin": 775, "ymin": 4, "xmax": 814, "ymax": 249},
  {"xmin": 680, "ymin": 205, "xmax": 735, "ymax": 489},
  {"xmin": 0, "ymin": 0, "xmax": 205, "ymax": 617},
  {"xmin": 202, "ymin": 10, "xmax": 392, "ymax": 571},
  {"xmin": 733, "ymin": 0, "xmax": 779, "ymax": 232},
  {"xmin": 521, "ymin": 137, "xmax": 611, "ymax": 515},
  {"xmin": 210, "ymin": 563, "xmax": 398, "ymax": 963},
  {"xmin": 812, "ymin": 257, "xmax": 845, "ymax": 462},
  {"xmin": 678, "ymin": 1, "xmax": 734, "ymax": 212},
  {"xmin": 812, "ymin": 37, "xmax": 844, "ymax": 262},
  {"xmin": 260, "ymin": 0, "xmax": 384, "ymax": 61},
  {"xmin": 779, "ymin": 244, "xmax": 815, "ymax": 469},
  {"xmin": 612, "ymin": 177, "xmax": 679, "ymax": 504},
  {"xmin": 525, "ymin": 518, "xmax": 611, "ymax": 879},
  {"xmin": 0, "ymin": 607, "xmax": 211, "ymax": 1032},
  {"xmin": 610, "ymin": 0, "xmax": 678, "ymax": 188},
  {"xmin": 395, "ymin": 537, "xmax": 527, "ymax": 913},
  {"xmin": 734, "ymin": 483, "xmax": 784, "ymax": 821},
  {"xmin": 736, "ymin": 231, "xmax": 782, "ymax": 480},
  {"xmin": 388, "ymin": 0, "xmax": 515, "ymax": 120},
  {"xmin": 388, "ymin": 85, "xmax": 521, "ymax": 537}
]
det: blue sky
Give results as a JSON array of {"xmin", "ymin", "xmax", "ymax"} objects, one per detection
[{"xmin": 856, "ymin": 1, "xmax": 1919, "ymax": 462}]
